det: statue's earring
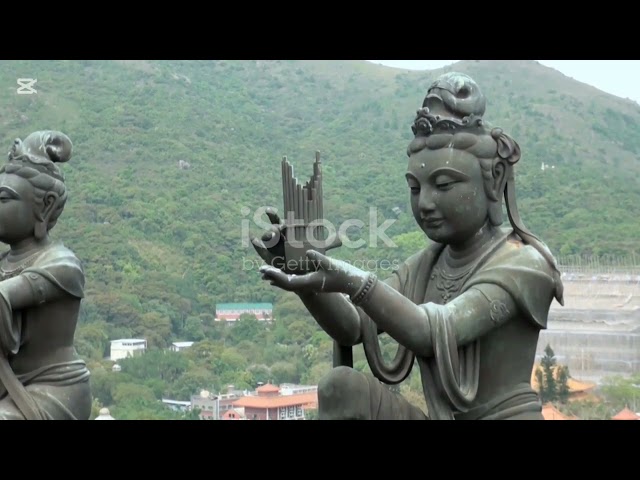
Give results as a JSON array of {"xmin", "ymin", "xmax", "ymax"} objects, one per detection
[
  {"xmin": 488, "ymin": 202, "xmax": 503, "ymax": 226},
  {"xmin": 34, "ymin": 221, "xmax": 47, "ymax": 240}
]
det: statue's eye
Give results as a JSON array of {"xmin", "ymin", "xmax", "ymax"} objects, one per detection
[
  {"xmin": 0, "ymin": 189, "xmax": 18, "ymax": 201},
  {"xmin": 407, "ymin": 178, "xmax": 420, "ymax": 195},
  {"xmin": 434, "ymin": 175, "xmax": 458, "ymax": 191},
  {"xmin": 436, "ymin": 182, "xmax": 455, "ymax": 191}
]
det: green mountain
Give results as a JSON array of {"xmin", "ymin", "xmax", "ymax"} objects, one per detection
[{"xmin": 1, "ymin": 59, "xmax": 638, "ymax": 350}]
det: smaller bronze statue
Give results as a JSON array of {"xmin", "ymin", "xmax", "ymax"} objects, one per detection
[
  {"xmin": 0, "ymin": 131, "xmax": 91, "ymax": 420},
  {"xmin": 253, "ymin": 72, "xmax": 564, "ymax": 420}
]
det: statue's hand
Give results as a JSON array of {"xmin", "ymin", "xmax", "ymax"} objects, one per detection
[
  {"xmin": 251, "ymin": 208, "xmax": 287, "ymax": 271},
  {"xmin": 251, "ymin": 208, "xmax": 343, "ymax": 274},
  {"xmin": 259, "ymin": 250, "xmax": 368, "ymax": 297}
]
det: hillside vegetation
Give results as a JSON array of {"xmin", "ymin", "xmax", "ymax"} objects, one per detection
[{"xmin": 0, "ymin": 60, "xmax": 638, "ymax": 417}]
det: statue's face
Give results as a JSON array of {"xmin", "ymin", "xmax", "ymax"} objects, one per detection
[
  {"xmin": 0, "ymin": 173, "xmax": 37, "ymax": 245},
  {"xmin": 406, "ymin": 147, "xmax": 489, "ymax": 246}
]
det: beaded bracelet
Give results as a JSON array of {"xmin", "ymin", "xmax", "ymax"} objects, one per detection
[{"xmin": 350, "ymin": 273, "xmax": 378, "ymax": 305}]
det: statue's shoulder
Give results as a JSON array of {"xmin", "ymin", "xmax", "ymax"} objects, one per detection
[
  {"xmin": 488, "ymin": 229, "xmax": 556, "ymax": 276},
  {"xmin": 24, "ymin": 241, "xmax": 85, "ymax": 298},
  {"xmin": 467, "ymin": 228, "xmax": 559, "ymax": 329},
  {"xmin": 35, "ymin": 241, "xmax": 83, "ymax": 268}
]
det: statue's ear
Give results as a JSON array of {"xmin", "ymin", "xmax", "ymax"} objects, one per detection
[
  {"xmin": 491, "ymin": 160, "xmax": 510, "ymax": 199},
  {"xmin": 34, "ymin": 192, "xmax": 60, "ymax": 239},
  {"xmin": 490, "ymin": 128, "xmax": 521, "ymax": 197},
  {"xmin": 41, "ymin": 192, "xmax": 59, "ymax": 223},
  {"xmin": 494, "ymin": 130, "xmax": 521, "ymax": 165}
]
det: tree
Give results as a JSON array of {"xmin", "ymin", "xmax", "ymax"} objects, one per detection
[
  {"xmin": 536, "ymin": 344, "xmax": 570, "ymax": 404},
  {"xmin": 539, "ymin": 344, "xmax": 557, "ymax": 402},
  {"xmin": 600, "ymin": 373, "xmax": 640, "ymax": 412},
  {"xmin": 556, "ymin": 365, "xmax": 571, "ymax": 404}
]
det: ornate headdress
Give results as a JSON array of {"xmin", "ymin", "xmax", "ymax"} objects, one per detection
[
  {"xmin": 412, "ymin": 72, "xmax": 487, "ymax": 138},
  {"xmin": 5, "ymin": 130, "xmax": 72, "ymax": 181},
  {"xmin": 411, "ymin": 72, "xmax": 563, "ymax": 306},
  {"xmin": 411, "ymin": 72, "xmax": 487, "ymax": 136},
  {"xmin": 411, "ymin": 72, "xmax": 522, "ymax": 166}
]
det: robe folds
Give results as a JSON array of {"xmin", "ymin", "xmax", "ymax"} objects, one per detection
[
  {"xmin": 0, "ymin": 241, "xmax": 90, "ymax": 420},
  {"xmin": 359, "ymin": 228, "xmax": 561, "ymax": 420}
]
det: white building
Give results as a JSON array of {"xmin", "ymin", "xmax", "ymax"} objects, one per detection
[
  {"xmin": 170, "ymin": 341, "xmax": 194, "ymax": 352},
  {"xmin": 110, "ymin": 338, "xmax": 147, "ymax": 361},
  {"xmin": 191, "ymin": 390, "xmax": 219, "ymax": 420},
  {"xmin": 95, "ymin": 408, "xmax": 115, "ymax": 420},
  {"xmin": 279, "ymin": 384, "xmax": 318, "ymax": 396},
  {"xmin": 162, "ymin": 399, "xmax": 191, "ymax": 412}
]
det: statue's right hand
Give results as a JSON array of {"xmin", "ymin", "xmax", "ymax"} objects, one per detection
[{"xmin": 251, "ymin": 207, "xmax": 287, "ymax": 271}]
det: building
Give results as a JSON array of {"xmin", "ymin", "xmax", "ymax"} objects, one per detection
[
  {"xmin": 531, "ymin": 364, "xmax": 597, "ymax": 402},
  {"xmin": 162, "ymin": 399, "xmax": 191, "ymax": 412},
  {"xmin": 215, "ymin": 303, "xmax": 273, "ymax": 322},
  {"xmin": 541, "ymin": 403, "xmax": 578, "ymax": 420},
  {"xmin": 221, "ymin": 408, "xmax": 245, "ymax": 420},
  {"xmin": 542, "ymin": 269, "xmax": 640, "ymax": 382},
  {"xmin": 95, "ymin": 408, "xmax": 115, "ymax": 420},
  {"xmin": 188, "ymin": 385, "xmax": 247, "ymax": 420},
  {"xmin": 191, "ymin": 390, "xmax": 219, "ymax": 420},
  {"xmin": 611, "ymin": 407, "xmax": 640, "ymax": 420},
  {"xmin": 231, "ymin": 383, "xmax": 317, "ymax": 420},
  {"xmin": 279, "ymin": 383, "xmax": 318, "ymax": 396},
  {"xmin": 170, "ymin": 341, "xmax": 194, "ymax": 352},
  {"xmin": 110, "ymin": 339, "xmax": 147, "ymax": 361},
  {"xmin": 217, "ymin": 392, "xmax": 242, "ymax": 417}
]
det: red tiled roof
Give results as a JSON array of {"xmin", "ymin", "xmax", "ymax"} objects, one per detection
[
  {"xmin": 256, "ymin": 383, "xmax": 280, "ymax": 394},
  {"xmin": 612, "ymin": 407, "xmax": 640, "ymax": 420},
  {"xmin": 233, "ymin": 392, "xmax": 317, "ymax": 409}
]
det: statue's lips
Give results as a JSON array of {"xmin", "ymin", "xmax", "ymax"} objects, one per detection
[{"xmin": 422, "ymin": 217, "xmax": 444, "ymax": 228}]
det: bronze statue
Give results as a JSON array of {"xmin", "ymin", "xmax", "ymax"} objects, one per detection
[
  {"xmin": 0, "ymin": 131, "xmax": 91, "ymax": 420},
  {"xmin": 253, "ymin": 72, "xmax": 564, "ymax": 420}
]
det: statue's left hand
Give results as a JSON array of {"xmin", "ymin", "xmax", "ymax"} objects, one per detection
[{"xmin": 259, "ymin": 250, "xmax": 368, "ymax": 297}]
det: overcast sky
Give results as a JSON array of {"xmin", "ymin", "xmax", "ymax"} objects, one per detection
[{"xmin": 367, "ymin": 60, "xmax": 640, "ymax": 104}]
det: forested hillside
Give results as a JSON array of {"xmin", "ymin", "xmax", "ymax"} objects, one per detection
[{"xmin": 1, "ymin": 60, "xmax": 638, "ymax": 418}]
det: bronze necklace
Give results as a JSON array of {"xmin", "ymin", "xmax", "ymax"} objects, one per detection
[
  {"xmin": 0, "ymin": 250, "xmax": 43, "ymax": 280},
  {"xmin": 432, "ymin": 255, "xmax": 477, "ymax": 304},
  {"xmin": 430, "ymin": 232, "xmax": 504, "ymax": 304}
]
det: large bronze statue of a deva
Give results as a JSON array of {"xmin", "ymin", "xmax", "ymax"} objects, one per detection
[
  {"xmin": 253, "ymin": 72, "xmax": 564, "ymax": 420},
  {"xmin": 0, "ymin": 131, "xmax": 91, "ymax": 420}
]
